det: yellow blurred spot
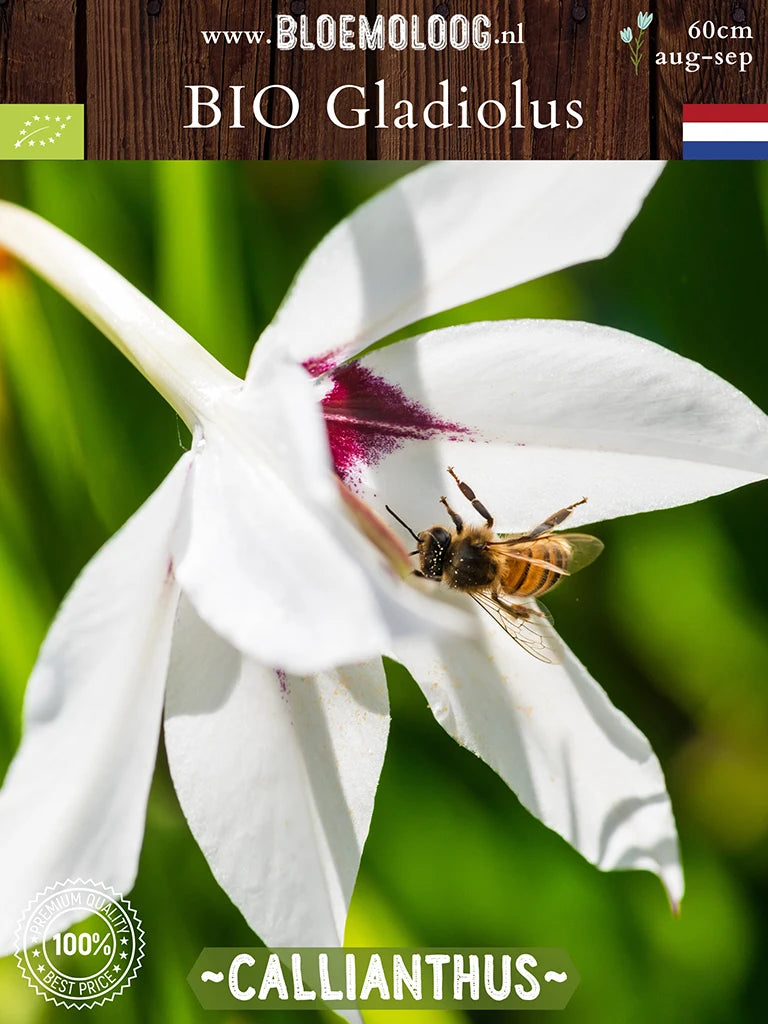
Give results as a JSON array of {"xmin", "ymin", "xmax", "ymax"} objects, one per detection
[
  {"xmin": 674, "ymin": 731, "xmax": 768, "ymax": 850},
  {"xmin": 345, "ymin": 877, "xmax": 469, "ymax": 1024}
]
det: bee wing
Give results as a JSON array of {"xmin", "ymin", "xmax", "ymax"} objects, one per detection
[
  {"xmin": 470, "ymin": 591, "xmax": 562, "ymax": 665},
  {"xmin": 492, "ymin": 532, "xmax": 604, "ymax": 577},
  {"xmin": 557, "ymin": 533, "xmax": 604, "ymax": 574}
]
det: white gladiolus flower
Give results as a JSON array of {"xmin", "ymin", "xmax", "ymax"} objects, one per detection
[{"xmin": 1, "ymin": 164, "xmax": 767, "ymax": 966}]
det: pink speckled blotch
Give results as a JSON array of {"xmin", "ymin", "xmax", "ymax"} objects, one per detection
[
  {"xmin": 275, "ymin": 668, "xmax": 288, "ymax": 694},
  {"xmin": 319, "ymin": 359, "xmax": 471, "ymax": 482},
  {"xmin": 302, "ymin": 348, "xmax": 346, "ymax": 379}
]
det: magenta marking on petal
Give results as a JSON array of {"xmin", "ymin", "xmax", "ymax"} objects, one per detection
[
  {"xmin": 276, "ymin": 668, "xmax": 288, "ymax": 695},
  {"xmin": 302, "ymin": 347, "xmax": 346, "ymax": 378},
  {"xmin": 321, "ymin": 362, "xmax": 472, "ymax": 483}
]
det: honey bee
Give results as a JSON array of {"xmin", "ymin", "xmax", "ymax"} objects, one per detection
[{"xmin": 386, "ymin": 467, "xmax": 604, "ymax": 663}]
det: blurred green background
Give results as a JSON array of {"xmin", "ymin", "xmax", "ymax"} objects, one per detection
[{"xmin": 0, "ymin": 162, "xmax": 767, "ymax": 1024}]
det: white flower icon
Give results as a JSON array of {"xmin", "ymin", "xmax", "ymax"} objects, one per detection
[{"xmin": 621, "ymin": 13, "xmax": 654, "ymax": 74}]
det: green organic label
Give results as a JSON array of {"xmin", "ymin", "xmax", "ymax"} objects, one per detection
[
  {"xmin": 0, "ymin": 105, "xmax": 84, "ymax": 159},
  {"xmin": 188, "ymin": 948, "xmax": 579, "ymax": 1011}
]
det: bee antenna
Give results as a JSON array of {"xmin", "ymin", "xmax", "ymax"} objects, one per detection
[{"xmin": 385, "ymin": 504, "xmax": 420, "ymax": 543}]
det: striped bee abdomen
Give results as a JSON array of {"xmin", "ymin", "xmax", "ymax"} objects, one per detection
[{"xmin": 499, "ymin": 538, "xmax": 569, "ymax": 597}]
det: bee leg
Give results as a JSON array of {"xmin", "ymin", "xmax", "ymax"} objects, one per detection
[
  {"xmin": 491, "ymin": 590, "xmax": 530, "ymax": 619},
  {"xmin": 440, "ymin": 495, "xmax": 464, "ymax": 534},
  {"xmin": 447, "ymin": 467, "xmax": 494, "ymax": 528},
  {"xmin": 519, "ymin": 497, "xmax": 588, "ymax": 541}
]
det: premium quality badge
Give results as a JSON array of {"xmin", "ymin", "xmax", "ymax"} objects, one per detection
[{"xmin": 15, "ymin": 879, "xmax": 144, "ymax": 1009}]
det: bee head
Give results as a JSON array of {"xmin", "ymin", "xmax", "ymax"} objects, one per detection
[
  {"xmin": 417, "ymin": 526, "xmax": 451, "ymax": 579},
  {"xmin": 383, "ymin": 505, "xmax": 450, "ymax": 581}
]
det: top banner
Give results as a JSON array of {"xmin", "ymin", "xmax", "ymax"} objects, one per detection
[{"xmin": 0, "ymin": 1, "xmax": 765, "ymax": 158}]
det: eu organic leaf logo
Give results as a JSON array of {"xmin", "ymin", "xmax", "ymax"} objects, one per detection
[
  {"xmin": 0, "ymin": 104, "xmax": 83, "ymax": 159},
  {"xmin": 13, "ymin": 111, "xmax": 72, "ymax": 151}
]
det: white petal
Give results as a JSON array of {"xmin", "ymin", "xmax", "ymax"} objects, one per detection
[
  {"xmin": 328, "ymin": 320, "xmax": 768, "ymax": 531},
  {"xmin": 0, "ymin": 202, "xmax": 237, "ymax": 426},
  {"xmin": 0, "ymin": 456, "xmax": 191, "ymax": 954},
  {"xmin": 176, "ymin": 365, "xmax": 470, "ymax": 674},
  {"xmin": 248, "ymin": 162, "xmax": 662, "ymax": 376},
  {"xmin": 164, "ymin": 599, "xmax": 389, "ymax": 948},
  {"xmin": 391, "ymin": 613, "xmax": 683, "ymax": 907}
]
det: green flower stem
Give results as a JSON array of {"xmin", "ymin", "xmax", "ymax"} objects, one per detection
[{"xmin": 630, "ymin": 28, "xmax": 647, "ymax": 76}]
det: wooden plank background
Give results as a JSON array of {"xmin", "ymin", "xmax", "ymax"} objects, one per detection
[
  {"xmin": 0, "ymin": 1, "xmax": 764, "ymax": 158},
  {"xmin": 0, "ymin": 0, "xmax": 77, "ymax": 105},
  {"xmin": 655, "ymin": 0, "xmax": 767, "ymax": 158}
]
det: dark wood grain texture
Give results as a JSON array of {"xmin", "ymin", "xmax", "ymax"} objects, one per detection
[
  {"xmin": 0, "ymin": 1, "xmax": 764, "ymax": 158},
  {"xmin": 371, "ymin": 0, "xmax": 526, "ymax": 159},
  {"xmin": 0, "ymin": 0, "xmax": 77, "ymax": 104},
  {"xmin": 522, "ymin": 0, "xmax": 651, "ymax": 159},
  {"xmin": 269, "ymin": 0, "xmax": 368, "ymax": 158},
  {"xmin": 87, "ymin": 1, "xmax": 273, "ymax": 159},
  {"xmin": 371, "ymin": 0, "xmax": 651, "ymax": 160},
  {"xmin": 655, "ymin": 0, "xmax": 766, "ymax": 158}
]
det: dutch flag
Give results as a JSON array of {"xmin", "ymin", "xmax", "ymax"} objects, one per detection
[{"xmin": 683, "ymin": 105, "xmax": 768, "ymax": 159}]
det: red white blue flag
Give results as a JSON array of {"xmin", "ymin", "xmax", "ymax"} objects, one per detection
[{"xmin": 683, "ymin": 105, "xmax": 768, "ymax": 159}]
